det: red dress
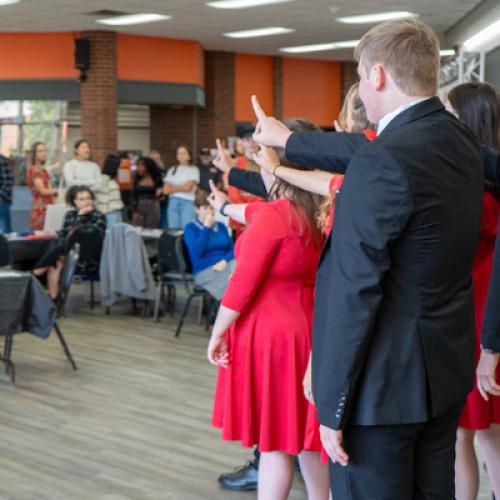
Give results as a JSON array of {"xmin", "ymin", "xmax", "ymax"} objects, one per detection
[
  {"xmin": 459, "ymin": 192, "xmax": 500, "ymax": 429},
  {"xmin": 212, "ymin": 199, "xmax": 323, "ymax": 454},
  {"xmin": 26, "ymin": 165, "xmax": 55, "ymax": 230}
]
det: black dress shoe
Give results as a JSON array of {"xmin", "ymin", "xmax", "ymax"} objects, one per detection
[{"xmin": 218, "ymin": 461, "xmax": 258, "ymax": 491}]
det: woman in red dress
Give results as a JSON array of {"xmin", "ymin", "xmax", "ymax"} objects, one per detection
[
  {"xmin": 446, "ymin": 83, "xmax": 500, "ymax": 500},
  {"xmin": 208, "ymin": 140, "xmax": 329, "ymax": 499},
  {"xmin": 26, "ymin": 142, "xmax": 57, "ymax": 229}
]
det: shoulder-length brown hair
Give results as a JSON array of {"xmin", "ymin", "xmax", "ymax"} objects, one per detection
[
  {"xmin": 30, "ymin": 141, "xmax": 46, "ymax": 166},
  {"xmin": 447, "ymin": 82, "xmax": 500, "ymax": 150},
  {"xmin": 267, "ymin": 118, "xmax": 325, "ymax": 245},
  {"xmin": 448, "ymin": 82, "xmax": 500, "ymax": 197}
]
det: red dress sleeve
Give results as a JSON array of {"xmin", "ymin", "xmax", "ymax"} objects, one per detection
[{"xmin": 221, "ymin": 202, "xmax": 287, "ymax": 313}]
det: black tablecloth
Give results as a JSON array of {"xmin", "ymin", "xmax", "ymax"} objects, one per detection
[
  {"xmin": 0, "ymin": 271, "xmax": 56, "ymax": 339},
  {"xmin": 8, "ymin": 238, "xmax": 56, "ymax": 270}
]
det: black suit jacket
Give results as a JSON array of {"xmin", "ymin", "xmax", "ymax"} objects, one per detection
[
  {"xmin": 227, "ymin": 167, "xmax": 267, "ymax": 198},
  {"xmin": 286, "ymin": 123, "xmax": 500, "ymax": 356},
  {"xmin": 308, "ymin": 98, "xmax": 484, "ymax": 430}
]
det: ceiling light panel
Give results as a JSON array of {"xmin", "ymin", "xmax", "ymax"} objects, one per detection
[
  {"xmin": 207, "ymin": 0, "xmax": 294, "ymax": 9},
  {"xmin": 280, "ymin": 40, "xmax": 359, "ymax": 53},
  {"xmin": 96, "ymin": 13, "xmax": 171, "ymax": 26},
  {"xmin": 463, "ymin": 19, "xmax": 500, "ymax": 53},
  {"xmin": 336, "ymin": 11, "xmax": 418, "ymax": 24},
  {"xmin": 224, "ymin": 27, "xmax": 294, "ymax": 38},
  {"xmin": 0, "ymin": 0, "xmax": 20, "ymax": 5}
]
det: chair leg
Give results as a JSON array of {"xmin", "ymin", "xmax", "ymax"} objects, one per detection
[
  {"xmin": 90, "ymin": 281, "xmax": 95, "ymax": 309},
  {"xmin": 54, "ymin": 322, "xmax": 77, "ymax": 370},
  {"xmin": 169, "ymin": 285, "xmax": 176, "ymax": 316},
  {"xmin": 153, "ymin": 283, "xmax": 163, "ymax": 323},
  {"xmin": 175, "ymin": 293, "xmax": 195, "ymax": 338},
  {"xmin": 3, "ymin": 335, "xmax": 13, "ymax": 362},
  {"xmin": 3, "ymin": 335, "xmax": 15, "ymax": 381},
  {"xmin": 197, "ymin": 295, "xmax": 204, "ymax": 325}
]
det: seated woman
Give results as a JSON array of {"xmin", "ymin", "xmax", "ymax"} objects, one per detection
[
  {"xmin": 33, "ymin": 186, "xmax": 106, "ymax": 299},
  {"xmin": 183, "ymin": 190, "xmax": 235, "ymax": 300}
]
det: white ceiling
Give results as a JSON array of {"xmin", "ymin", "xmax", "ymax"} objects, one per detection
[{"xmin": 0, "ymin": 0, "xmax": 484, "ymax": 60}]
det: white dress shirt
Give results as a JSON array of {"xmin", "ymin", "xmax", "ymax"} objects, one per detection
[{"xmin": 377, "ymin": 97, "xmax": 432, "ymax": 135}]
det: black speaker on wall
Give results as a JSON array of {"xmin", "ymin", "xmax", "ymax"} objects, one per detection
[{"xmin": 75, "ymin": 38, "xmax": 90, "ymax": 82}]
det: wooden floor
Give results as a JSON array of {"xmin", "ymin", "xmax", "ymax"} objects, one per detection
[
  {"xmin": 0, "ymin": 287, "xmax": 307, "ymax": 500},
  {"xmin": 0, "ymin": 286, "xmax": 492, "ymax": 499}
]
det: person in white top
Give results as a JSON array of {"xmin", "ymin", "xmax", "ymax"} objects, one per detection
[
  {"xmin": 63, "ymin": 140, "xmax": 102, "ymax": 192},
  {"xmin": 163, "ymin": 145, "xmax": 200, "ymax": 229}
]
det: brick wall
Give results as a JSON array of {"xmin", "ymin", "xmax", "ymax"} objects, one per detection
[
  {"xmin": 341, "ymin": 61, "xmax": 359, "ymax": 102},
  {"xmin": 150, "ymin": 106, "xmax": 196, "ymax": 167},
  {"xmin": 273, "ymin": 56, "xmax": 283, "ymax": 119},
  {"xmin": 79, "ymin": 31, "xmax": 117, "ymax": 167},
  {"xmin": 197, "ymin": 51, "xmax": 235, "ymax": 149},
  {"xmin": 150, "ymin": 51, "xmax": 236, "ymax": 166}
]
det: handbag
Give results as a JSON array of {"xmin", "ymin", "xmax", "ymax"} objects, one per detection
[{"xmin": 43, "ymin": 175, "xmax": 70, "ymax": 231}]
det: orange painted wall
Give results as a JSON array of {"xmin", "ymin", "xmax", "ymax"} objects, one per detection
[
  {"xmin": 234, "ymin": 53, "xmax": 274, "ymax": 122},
  {"xmin": 117, "ymin": 34, "xmax": 205, "ymax": 88},
  {"xmin": 282, "ymin": 58, "xmax": 341, "ymax": 127},
  {"xmin": 0, "ymin": 33, "xmax": 79, "ymax": 79}
]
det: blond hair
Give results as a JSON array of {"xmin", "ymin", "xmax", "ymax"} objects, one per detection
[
  {"xmin": 338, "ymin": 82, "xmax": 375, "ymax": 132},
  {"xmin": 354, "ymin": 19, "xmax": 440, "ymax": 96}
]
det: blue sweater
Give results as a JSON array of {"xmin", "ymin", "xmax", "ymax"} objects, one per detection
[{"xmin": 184, "ymin": 220, "xmax": 234, "ymax": 274}]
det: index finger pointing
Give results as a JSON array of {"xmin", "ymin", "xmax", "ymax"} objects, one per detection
[{"xmin": 251, "ymin": 95, "xmax": 266, "ymax": 121}]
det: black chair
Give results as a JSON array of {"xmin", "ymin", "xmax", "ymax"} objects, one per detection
[
  {"xmin": 2, "ymin": 244, "xmax": 79, "ymax": 377},
  {"xmin": 153, "ymin": 230, "xmax": 184, "ymax": 323},
  {"xmin": 65, "ymin": 226, "xmax": 104, "ymax": 309},
  {"xmin": 174, "ymin": 234, "xmax": 214, "ymax": 338},
  {"xmin": 0, "ymin": 233, "xmax": 11, "ymax": 267},
  {"xmin": 52, "ymin": 243, "xmax": 79, "ymax": 370}
]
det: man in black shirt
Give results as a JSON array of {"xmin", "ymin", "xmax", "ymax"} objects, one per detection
[{"xmin": 197, "ymin": 147, "xmax": 222, "ymax": 193}]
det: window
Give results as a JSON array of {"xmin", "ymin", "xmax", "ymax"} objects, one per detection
[{"xmin": 0, "ymin": 100, "xmax": 67, "ymax": 185}]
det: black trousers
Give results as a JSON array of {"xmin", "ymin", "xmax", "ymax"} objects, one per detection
[{"xmin": 330, "ymin": 403, "xmax": 464, "ymax": 500}]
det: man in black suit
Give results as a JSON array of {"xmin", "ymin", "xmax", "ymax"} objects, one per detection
[{"xmin": 252, "ymin": 19, "xmax": 484, "ymax": 499}]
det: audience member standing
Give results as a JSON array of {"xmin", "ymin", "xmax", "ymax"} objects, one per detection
[
  {"xmin": 96, "ymin": 154, "xmax": 124, "ymax": 229},
  {"xmin": 148, "ymin": 150, "xmax": 168, "ymax": 228},
  {"xmin": 163, "ymin": 145, "xmax": 199, "ymax": 229},
  {"xmin": 26, "ymin": 142, "xmax": 57, "ymax": 230},
  {"xmin": 446, "ymin": 82, "xmax": 500, "ymax": 500},
  {"xmin": 197, "ymin": 147, "xmax": 222, "ymax": 193},
  {"xmin": 63, "ymin": 140, "xmax": 102, "ymax": 192},
  {"xmin": 131, "ymin": 157, "xmax": 162, "ymax": 229}
]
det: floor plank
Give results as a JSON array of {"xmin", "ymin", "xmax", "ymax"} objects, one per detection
[
  {"xmin": 0, "ymin": 290, "xmax": 307, "ymax": 499},
  {"xmin": 0, "ymin": 287, "xmax": 493, "ymax": 499}
]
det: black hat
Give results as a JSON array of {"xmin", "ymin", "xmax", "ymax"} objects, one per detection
[
  {"xmin": 199, "ymin": 147, "xmax": 211, "ymax": 155},
  {"xmin": 236, "ymin": 123, "xmax": 255, "ymax": 138}
]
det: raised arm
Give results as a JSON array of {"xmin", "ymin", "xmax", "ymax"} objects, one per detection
[
  {"xmin": 250, "ymin": 94, "xmax": 367, "ymax": 173},
  {"xmin": 253, "ymin": 145, "xmax": 333, "ymax": 196},
  {"xmin": 207, "ymin": 180, "xmax": 248, "ymax": 224}
]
